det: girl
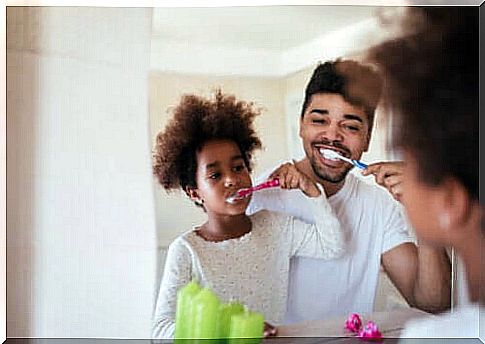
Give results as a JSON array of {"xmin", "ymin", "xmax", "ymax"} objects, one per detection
[
  {"xmin": 368, "ymin": 7, "xmax": 481, "ymax": 338},
  {"xmin": 152, "ymin": 91, "xmax": 344, "ymax": 338}
]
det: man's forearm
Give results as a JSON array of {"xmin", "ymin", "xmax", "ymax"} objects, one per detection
[{"xmin": 412, "ymin": 244, "xmax": 451, "ymax": 313}]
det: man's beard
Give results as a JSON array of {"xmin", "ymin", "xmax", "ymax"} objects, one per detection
[{"xmin": 309, "ymin": 154, "xmax": 353, "ymax": 183}]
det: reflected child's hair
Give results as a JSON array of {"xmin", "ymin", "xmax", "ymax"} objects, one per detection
[
  {"xmin": 152, "ymin": 90, "xmax": 262, "ymax": 202},
  {"xmin": 369, "ymin": 8, "xmax": 478, "ymax": 201}
]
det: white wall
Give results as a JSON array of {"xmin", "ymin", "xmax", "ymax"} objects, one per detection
[{"xmin": 7, "ymin": 7, "xmax": 158, "ymax": 338}]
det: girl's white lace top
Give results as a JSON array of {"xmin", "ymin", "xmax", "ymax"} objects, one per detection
[{"xmin": 152, "ymin": 185, "xmax": 344, "ymax": 338}]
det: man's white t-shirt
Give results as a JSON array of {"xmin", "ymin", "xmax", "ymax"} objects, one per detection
[{"xmin": 247, "ymin": 171, "xmax": 414, "ymax": 323}]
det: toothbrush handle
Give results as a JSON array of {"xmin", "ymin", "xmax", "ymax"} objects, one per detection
[
  {"xmin": 236, "ymin": 178, "xmax": 280, "ymax": 197},
  {"xmin": 253, "ymin": 178, "xmax": 280, "ymax": 191},
  {"xmin": 352, "ymin": 160, "xmax": 368, "ymax": 170}
]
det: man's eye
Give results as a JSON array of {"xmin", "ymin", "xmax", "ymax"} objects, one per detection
[
  {"xmin": 344, "ymin": 125, "xmax": 360, "ymax": 132},
  {"xmin": 312, "ymin": 119, "xmax": 326, "ymax": 124}
]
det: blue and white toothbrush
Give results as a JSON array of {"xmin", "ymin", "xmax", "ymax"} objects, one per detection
[{"xmin": 320, "ymin": 149, "xmax": 368, "ymax": 170}]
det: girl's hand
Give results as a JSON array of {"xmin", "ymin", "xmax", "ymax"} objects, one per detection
[
  {"xmin": 269, "ymin": 162, "xmax": 320, "ymax": 198},
  {"xmin": 264, "ymin": 321, "xmax": 277, "ymax": 337}
]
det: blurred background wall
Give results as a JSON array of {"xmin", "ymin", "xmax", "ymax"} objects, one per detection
[{"xmin": 7, "ymin": 7, "xmax": 158, "ymax": 337}]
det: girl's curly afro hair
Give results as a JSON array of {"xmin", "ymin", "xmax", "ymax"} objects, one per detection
[{"xmin": 153, "ymin": 90, "xmax": 262, "ymax": 192}]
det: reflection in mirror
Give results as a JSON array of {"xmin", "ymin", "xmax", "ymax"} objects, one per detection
[{"xmin": 148, "ymin": 5, "xmax": 454, "ymax": 316}]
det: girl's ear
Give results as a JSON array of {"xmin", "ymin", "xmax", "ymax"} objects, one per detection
[
  {"xmin": 185, "ymin": 186, "xmax": 202, "ymax": 204},
  {"xmin": 438, "ymin": 177, "xmax": 473, "ymax": 237}
]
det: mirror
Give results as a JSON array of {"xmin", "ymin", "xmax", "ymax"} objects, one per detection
[{"xmin": 148, "ymin": 5, "xmax": 454, "ymax": 314}]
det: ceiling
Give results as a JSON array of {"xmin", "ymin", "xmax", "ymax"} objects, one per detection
[
  {"xmin": 152, "ymin": 6, "xmax": 383, "ymax": 51},
  {"xmin": 150, "ymin": 3, "xmax": 481, "ymax": 76}
]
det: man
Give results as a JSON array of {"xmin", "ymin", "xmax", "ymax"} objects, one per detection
[{"xmin": 247, "ymin": 60, "xmax": 451, "ymax": 323}]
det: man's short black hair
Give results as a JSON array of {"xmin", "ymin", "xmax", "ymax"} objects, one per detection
[{"xmin": 301, "ymin": 59, "xmax": 383, "ymax": 133}]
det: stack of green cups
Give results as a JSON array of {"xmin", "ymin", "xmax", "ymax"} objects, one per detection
[
  {"xmin": 173, "ymin": 281, "xmax": 265, "ymax": 343},
  {"xmin": 192, "ymin": 288, "xmax": 220, "ymax": 339},
  {"xmin": 216, "ymin": 302, "xmax": 245, "ymax": 338},
  {"xmin": 228, "ymin": 310, "xmax": 265, "ymax": 344},
  {"xmin": 174, "ymin": 280, "xmax": 201, "ymax": 339}
]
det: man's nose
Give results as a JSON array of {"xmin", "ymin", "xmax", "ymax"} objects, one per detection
[{"xmin": 321, "ymin": 123, "xmax": 343, "ymax": 142}]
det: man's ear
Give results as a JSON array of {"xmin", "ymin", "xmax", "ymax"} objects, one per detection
[
  {"xmin": 299, "ymin": 117, "xmax": 304, "ymax": 139},
  {"xmin": 363, "ymin": 130, "xmax": 371, "ymax": 152}
]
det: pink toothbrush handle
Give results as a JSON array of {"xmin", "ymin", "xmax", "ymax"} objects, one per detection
[
  {"xmin": 252, "ymin": 178, "xmax": 280, "ymax": 191},
  {"xmin": 237, "ymin": 178, "xmax": 280, "ymax": 197}
]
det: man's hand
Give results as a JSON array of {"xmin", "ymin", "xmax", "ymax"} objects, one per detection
[
  {"xmin": 362, "ymin": 161, "xmax": 404, "ymax": 202},
  {"xmin": 269, "ymin": 162, "xmax": 320, "ymax": 197},
  {"xmin": 264, "ymin": 322, "xmax": 277, "ymax": 337}
]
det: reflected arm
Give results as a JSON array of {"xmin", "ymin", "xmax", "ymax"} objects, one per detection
[{"xmin": 382, "ymin": 242, "xmax": 451, "ymax": 313}]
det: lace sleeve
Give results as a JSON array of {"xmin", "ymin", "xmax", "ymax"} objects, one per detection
[
  {"xmin": 152, "ymin": 239, "xmax": 192, "ymax": 339},
  {"xmin": 287, "ymin": 183, "xmax": 345, "ymax": 259}
]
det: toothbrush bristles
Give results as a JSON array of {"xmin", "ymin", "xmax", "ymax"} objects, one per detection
[
  {"xmin": 226, "ymin": 191, "xmax": 245, "ymax": 204},
  {"xmin": 321, "ymin": 149, "xmax": 340, "ymax": 161}
]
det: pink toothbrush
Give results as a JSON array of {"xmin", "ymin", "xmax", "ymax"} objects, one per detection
[{"xmin": 226, "ymin": 178, "xmax": 280, "ymax": 203}]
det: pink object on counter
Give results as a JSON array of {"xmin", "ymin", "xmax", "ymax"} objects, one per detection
[
  {"xmin": 345, "ymin": 313, "xmax": 382, "ymax": 342},
  {"xmin": 345, "ymin": 313, "xmax": 363, "ymax": 333},
  {"xmin": 357, "ymin": 321, "xmax": 383, "ymax": 342}
]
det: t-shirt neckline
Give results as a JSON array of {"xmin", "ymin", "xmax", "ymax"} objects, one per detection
[{"xmin": 328, "ymin": 173, "xmax": 355, "ymax": 204}]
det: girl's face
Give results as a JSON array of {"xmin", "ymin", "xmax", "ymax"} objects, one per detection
[
  {"xmin": 401, "ymin": 150, "xmax": 450, "ymax": 246},
  {"xmin": 192, "ymin": 139, "xmax": 252, "ymax": 216}
]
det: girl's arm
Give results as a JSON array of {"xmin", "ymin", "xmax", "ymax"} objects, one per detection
[
  {"xmin": 287, "ymin": 183, "xmax": 344, "ymax": 259},
  {"xmin": 269, "ymin": 162, "xmax": 344, "ymax": 259},
  {"xmin": 152, "ymin": 239, "xmax": 192, "ymax": 339}
]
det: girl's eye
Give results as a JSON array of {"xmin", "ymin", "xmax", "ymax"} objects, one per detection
[
  {"xmin": 209, "ymin": 173, "xmax": 221, "ymax": 180},
  {"xmin": 233, "ymin": 165, "xmax": 246, "ymax": 172}
]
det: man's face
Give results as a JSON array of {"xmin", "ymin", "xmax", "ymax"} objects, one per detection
[{"xmin": 299, "ymin": 93, "xmax": 370, "ymax": 183}]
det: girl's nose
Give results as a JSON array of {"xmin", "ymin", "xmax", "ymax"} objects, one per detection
[{"xmin": 224, "ymin": 174, "xmax": 237, "ymax": 188}]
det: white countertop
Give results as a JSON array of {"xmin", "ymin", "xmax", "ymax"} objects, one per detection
[{"xmin": 277, "ymin": 308, "xmax": 434, "ymax": 339}]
